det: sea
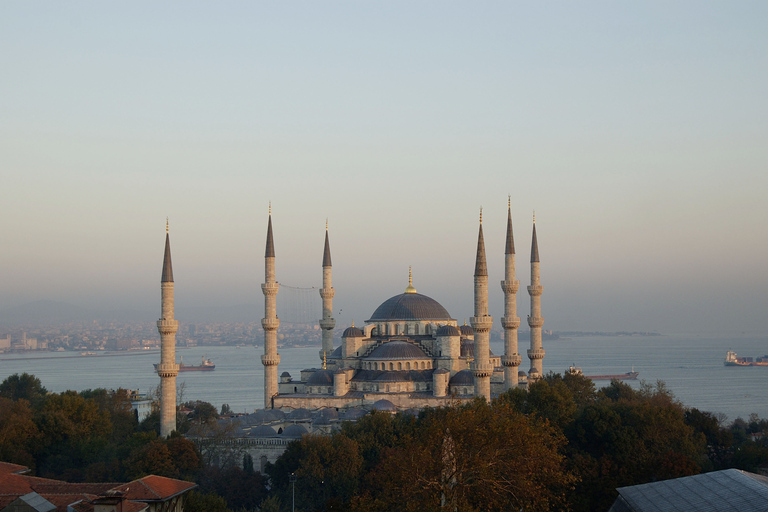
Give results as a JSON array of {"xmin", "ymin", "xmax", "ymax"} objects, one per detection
[{"xmin": 1, "ymin": 334, "xmax": 766, "ymax": 422}]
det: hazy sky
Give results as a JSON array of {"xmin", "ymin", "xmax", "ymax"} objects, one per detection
[{"xmin": 1, "ymin": 2, "xmax": 766, "ymax": 335}]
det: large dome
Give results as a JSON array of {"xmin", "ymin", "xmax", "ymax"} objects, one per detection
[{"xmin": 367, "ymin": 292, "xmax": 453, "ymax": 322}]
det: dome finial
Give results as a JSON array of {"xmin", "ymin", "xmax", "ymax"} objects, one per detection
[
  {"xmin": 533, "ymin": 210, "xmax": 535, "ymax": 224},
  {"xmin": 269, "ymin": 202, "xmax": 272, "ymax": 216},
  {"xmin": 351, "ymin": 319, "xmax": 355, "ymax": 328},
  {"xmin": 479, "ymin": 207, "xmax": 483, "ymax": 224},
  {"xmin": 322, "ymin": 351, "xmax": 327, "ymax": 370},
  {"xmin": 325, "ymin": 218, "xmax": 328, "ymax": 231},
  {"xmin": 508, "ymin": 195, "xmax": 511, "ymax": 210},
  {"xmin": 166, "ymin": 217, "xmax": 169, "ymax": 233},
  {"xmin": 405, "ymin": 266, "xmax": 417, "ymax": 294}
]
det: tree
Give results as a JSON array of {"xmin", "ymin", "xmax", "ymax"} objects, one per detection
[
  {"xmin": 0, "ymin": 397, "xmax": 41, "ymax": 467},
  {"xmin": 0, "ymin": 373, "xmax": 47, "ymax": 405},
  {"xmin": 184, "ymin": 490, "xmax": 231, "ymax": 512}
]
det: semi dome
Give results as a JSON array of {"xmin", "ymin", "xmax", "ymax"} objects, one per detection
[
  {"xmin": 371, "ymin": 399, "xmax": 397, "ymax": 412},
  {"xmin": 282, "ymin": 424, "xmax": 308, "ymax": 438},
  {"xmin": 368, "ymin": 341, "xmax": 428, "ymax": 360},
  {"xmin": 449, "ymin": 369, "xmax": 474, "ymax": 385},
  {"xmin": 367, "ymin": 292, "xmax": 453, "ymax": 322},
  {"xmin": 343, "ymin": 326, "xmax": 364, "ymax": 338},
  {"xmin": 436, "ymin": 325, "xmax": 460, "ymax": 337},
  {"xmin": 306, "ymin": 370, "xmax": 334, "ymax": 386}
]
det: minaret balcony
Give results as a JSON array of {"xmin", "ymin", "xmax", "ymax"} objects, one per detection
[
  {"xmin": 501, "ymin": 317, "xmax": 520, "ymax": 329},
  {"xmin": 319, "ymin": 288, "xmax": 335, "ymax": 299},
  {"xmin": 527, "ymin": 316, "xmax": 544, "ymax": 328},
  {"xmin": 261, "ymin": 354, "xmax": 281, "ymax": 366},
  {"xmin": 470, "ymin": 316, "xmax": 494, "ymax": 331},
  {"xmin": 501, "ymin": 354, "xmax": 522, "ymax": 367},
  {"xmin": 262, "ymin": 318, "xmax": 280, "ymax": 330},
  {"xmin": 261, "ymin": 283, "xmax": 280, "ymax": 296},
  {"xmin": 156, "ymin": 363, "xmax": 179, "ymax": 377},
  {"xmin": 527, "ymin": 285, "xmax": 543, "ymax": 296},
  {"xmin": 156, "ymin": 319, "xmax": 179, "ymax": 334},
  {"xmin": 472, "ymin": 361, "xmax": 493, "ymax": 377},
  {"xmin": 527, "ymin": 348, "xmax": 546, "ymax": 360},
  {"xmin": 319, "ymin": 318, "xmax": 336, "ymax": 330},
  {"xmin": 500, "ymin": 280, "xmax": 519, "ymax": 294}
]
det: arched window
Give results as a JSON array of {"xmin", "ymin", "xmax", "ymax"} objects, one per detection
[
  {"xmin": 386, "ymin": 385, "xmax": 390, "ymax": 392},
  {"xmin": 406, "ymin": 362, "xmax": 411, "ymax": 370},
  {"xmin": 294, "ymin": 386, "xmax": 297, "ymax": 393},
  {"xmin": 390, "ymin": 362, "xmax": 394, "ymax": 370},
  {"xmin": 398, "ymin": 362, "xmax": 402, "ymax": 370}
]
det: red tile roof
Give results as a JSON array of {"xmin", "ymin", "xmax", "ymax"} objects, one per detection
[
  {"xmin": 114, "ymin": 475, "xmax": 196, "ymax": 501},
  {"xmin": 0, "ymin": 461, "xmax": 30, "ymax": 475}
]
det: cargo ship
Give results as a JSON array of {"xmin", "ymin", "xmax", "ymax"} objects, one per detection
[
  {"xmin": 568, "ymin": 366, "xmax": 639, "ymax": 381},
  {"xmin": 154, "ymin": 355, "xmax": 215, "ymax": 372},
  {"xmin": 724, "ymin": 350, "xmax": 768, "ymax": 367}
]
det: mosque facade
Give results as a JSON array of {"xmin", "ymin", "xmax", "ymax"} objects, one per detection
[{"xmin": 262, "ymin": 202, "xmax": 545, "ymax": 411}]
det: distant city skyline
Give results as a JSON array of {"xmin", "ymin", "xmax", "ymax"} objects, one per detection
[{"xmin": 1, "ymin": 2, "xmax": 766, "ymax": 336}]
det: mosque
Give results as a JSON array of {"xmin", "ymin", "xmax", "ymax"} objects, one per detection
[{"xmin": 155, "ymin": 202, "xmax": 545, "ymax": 437}]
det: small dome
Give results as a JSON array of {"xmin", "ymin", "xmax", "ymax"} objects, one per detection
[
  {"xmin": 460, "ymin": 324, "xmax": 474, "ymax": 336},
  {"xmin": 368, "ymin": 341, "xmax": 428, "ymax": 360},
  {"xmin": 433, "ymin": 368, "xmax": 450, "ymax": 374},
  {"xmin": 436, "ymin": 325, "xmax": 460, "ymax": 337},
  {"xmin": 281, "ymin": 371, "xmax": 291, "ymax": 378},
  {"xmin": 282, "ymin": 424, "xmax": 309, "ymax": 438},
  {"xmin": 249, "ymin": 425, "xmax": 277, "ymax": 438},
  {"xmin": 306, "ymin": 369, "xmax": 334, "ymax": 385},
  {"xmin": 460, "ymin": 340, "xmax": 474, "ymax": 357},
  {"xmin": 518, "ymin": 371, "xmax": 527, "ymax": 376},
  {"xmin": 368, "ymin": 292, "xmax": 453, "ymax": 322},
  {"xmin": 287, "ymin": 408, "xmax": 312, "ymax": 420},
  {"xmin": 339, "ymin": 408, "xmax": 368, "ymax": 421},
  {"xmin": 449, "ymin": 369, "xmax": 474, "ymax": 385},
  {"xmin": 314, "ymin": 408, "xmax": 339, "ymax": 423},
  {"xmin": 371, "ymin": 399, "xmax": 397, "ymax": 412},
  {"xmin": 343, "ymin": 326, "xmax": 364, "ymax": 338}
]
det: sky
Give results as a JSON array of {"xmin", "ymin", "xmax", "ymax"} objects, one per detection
[{"xmin": 1, "ymin": 2, "xmax": 766, "ymax": 335}]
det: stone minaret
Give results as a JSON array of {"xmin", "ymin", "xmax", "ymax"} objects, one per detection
[
  {"xmin": 471, "ymin": 209, "xmax": 493, "ymax": 401},
  {"xmin": 156, "ymin": 219, "xmax": 179, "ymax": 438},
  {"xmin": 527, "ymin": 213, "xmax": 545, "ymax": 380},
  {"xmin": 319, "ymin": 221, "xmax": 336, "ymax": 363},
  {"xmin": 500, "ymin": 199, "xmax": 521, "ymax": 390},
  {"xmin": 261, "ymin": 206, "xmax": 281, "ymax": 408}
]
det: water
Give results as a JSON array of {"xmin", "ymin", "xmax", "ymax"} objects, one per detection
[{"xmin": 1, "ymin": 335, "xmax": 766, "ymax": 421}]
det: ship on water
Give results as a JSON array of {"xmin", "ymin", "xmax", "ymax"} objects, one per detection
[
  {"xmin": 568, "ymin": 366, "xmax": 639, "ymax": 381},
  {"xmin": 724, "ymin": 350, "xmax": 768, "ymax": 367},
  {"xmin": 154, "ymin": 355, "xmax": 215, "ymax": 372}
]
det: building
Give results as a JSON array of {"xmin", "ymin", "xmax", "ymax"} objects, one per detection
[
  {"xmin": 608, "ymin": 468, "xmax": 768, "ymax": 512},
  {"xmin": 0, "ymin": 461, "xmax": 195, "ymax": 512},
  {"xmin": 260, "ymin": 202, "xmax": 544, "ymax": 411}
]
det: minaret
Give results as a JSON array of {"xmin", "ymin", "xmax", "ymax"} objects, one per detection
[
  {"xmin": 470, "ymin": 209, "xmax": 493, "ymax": 401},
  {"xmin": 500, "ymin": 198, "xmax": 522, "ymax": 390},
  {"xmin": 156, "ymin": 219, "xmax": 179, "ymax": 438},
  {"xmin": 319, "ymin": 220, "xmax": 336, "ymax": 363},
  {"xmin": 527, "ymin": 212, "xmax": 545, "ymax": 380},
  {"xmin": 261, "ymin": 205, "xmax": 281, "ymax": 408}
]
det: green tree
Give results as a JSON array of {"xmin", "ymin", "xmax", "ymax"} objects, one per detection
[
  {"xmin": 184, "ymin": 490, "xmax": 231, "ymax": 512},
  {"xmin": 0, "ymin": 397, "xmax": 41, "ymax": 467},
  {"xmin": 0, "ymin": 373, "xmax": 47, "ymax": 405}
]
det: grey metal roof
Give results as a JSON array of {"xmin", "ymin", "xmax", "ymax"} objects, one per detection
[
  {"xmin": 249, "ymin": 425, "xmax": 277, "ymax": 438},
  {"xmin": 161, "ymin": 233, "xmax": 174, "ymax": 283},
  {"xmin": 282, "ymin": 424, "xmax": 308, "ymax": 438},
  {"xmin": 449, "ymin": 369, "xmax": 474, "ymax": 385},
  {"xmin": 16, "ymin": 493, "xmax": 56, "ymax": 512},
  {"xmin": 367, "ymin": 341, "xmax": 429, "ymax": 360},
  {"xmin": 306, "ymin": 369, "xmax": 334, "ymax": 385},
  {"xmin": 286, "ymin": 408, "xmax": 312, "ymax": 420},
  {"xmin": 351, "ymin": 369, "xmax": 433, "ymax": 383},
  {"xmin": 612, "ymin": 469, "xmax": 768, "ymax": 512},
  {"xmin": 474, "ymin": 222, "xmax": 488, "ymax": 276},
  {"xmin": 343, "ymin": 326, "xmax": 364, "ymax": 338},
  {"xmin": 460, "ymin": 340, "xmax": 474, "ymax": 357},
  {"xmin": 322, "ymin": 229, "xmax": 332, "ymax": 267},
  {"xmin": 460, "ymin": 324, "xmax": 474, "ymax": 336},
  {"xmin": 367, "ymin": 293, "xmax": 453, "ymax": 322},
  {"xmin": 329, "ymin": 346, "xmax": 342, "ymax": 359},
  {"xmin": 436, "ymin": 325, "xmax": 460, "ymax": 337},
  {"xmin": 505, "ymin": 206, "xmax": 516, "ymax": 255},
  {"xmin": 265, "ymin": 214, "xmax": 275, "ymax": 258},
  {"xmin": 371, "ymin": 399, "xmax": 396, "ymax": 411},
  {"xmin": 530, "ymin": 223, "xmax": 539, "ymax": 263}
]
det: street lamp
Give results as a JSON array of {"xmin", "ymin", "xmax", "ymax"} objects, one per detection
[{"xmin": 289, "ymin": 473, "xmax": 297, "ymax": 512}]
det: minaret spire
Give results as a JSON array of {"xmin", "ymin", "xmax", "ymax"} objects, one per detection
[
  {"xmin": 527, "ymin": 212, "xmax": 545, "ymax": 381},
  {"xmin": 261, "ymin": 205, "xmax": 281, "ymax": 408},
  {"xmin": 157, "ymin": 220, "xmax": 179, "ymax": 437},
  {"xmin": 501, "ymin": 200, "xmax": 521, "ymax": 389},
  {"xmin": 319, "ymin": 220, "xmax": 336, "ymax": 363},
  {"xmin": 471, "ymin": 208, "xmax": 493, "ymax": 401}
]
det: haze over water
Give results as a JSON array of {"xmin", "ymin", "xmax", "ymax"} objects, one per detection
[{"xmin": 3, "ymin": 334, "xmax": 766, "ymax": 421}]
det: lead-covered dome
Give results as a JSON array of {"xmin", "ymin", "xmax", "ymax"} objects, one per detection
[
  {"xmin": 368, "ymin": 340, "xmax": 428, "ymax": 360},
  {"xmin": 367, "ymin": 292, "xmax": 453, "ymax": 322}
]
